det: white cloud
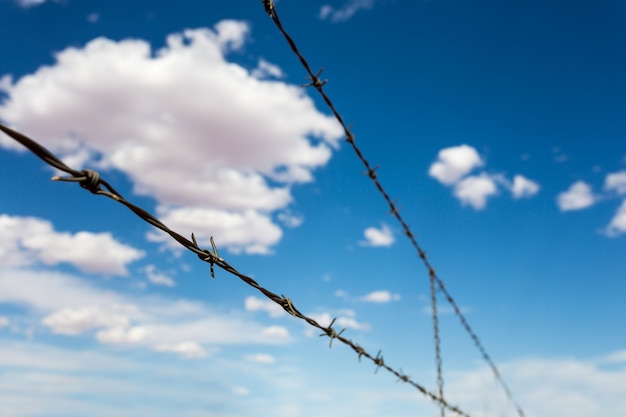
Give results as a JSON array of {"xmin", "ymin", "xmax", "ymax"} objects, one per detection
[
  {"xmin": 251, "ymin": 58, "xmax": 284, "ymax": 79},
  {"xmin": 557, "ymin": 181, "xmax": 596, "ymax": 211},
  {"xmin": 144, "ymin": 265, "xmax": 175, "ymax": 287},
  {"xmin": 448, "ymin": 353, "xmax": 626, "ymax": 417},
  {"xmin": 0, "ymin": 268, "xmax": 126, "ymax": 313},
  {"xmin": 0, "ymin": 268, "xmax": 293, "ymax": 350},
  {"xmin": 147, "ymin": 207, "xmax": 282, "ymax": 255},
  {"xmin": 0, "ymin": 21, "xmax": 343, "ymax": 254},
  {"xmin": 319, "ymin": 0, "xmax": 376, "ymax": 22},
  {"xmin": 429, "ymin": 144, "xmax": 484, "ymax": 185},
  {"xmin": 605, "ymin": 199, "xmax": 626, "ymax": 237},
  {"xmin": 511, "ymin": 174, "xmax": 540, "ymax": 199},
  {"xmin": 0, "ymin": 316, "xmax": 8, "ymax": 329},
  {"xmin": 277, "ymin": 211, "xmax": 304, "ymax": 228},
  {"xmin": 95, "ymin": 325, "xmax": 150, "ymax": 345},
  {"xmin": 154, "ymin": 341, "xmax": 211, "ymax": 359},
  {"xmin": 0, "ymin": 214, "xmax": 144, "ymax": 275},
  {"xmin": 360, "ymin": 290, "xmax": 400, "ymax": 303},
  {"xmin": 245, "ymin": 353, "xmax": 276, "ymax": 364},
  {"xmin": 359, "ymin": 223, "xmax": 394, "ymax": 247},
  {"xmin": 262, "ymin": 325, "xmax": 289, "ymax": 339},
  {"xmin": 453, "ymin": 173, "xmax": 499, "ymax": 210},
  {"xmin": 605, "ymin": 171, "xmax": 626, "ymax": 195},
  {"xmin": 244, "ymin": 296, "xmax": 286, "ymax": 318},
  {"xmin": 42, "ymin": 307, "xmax": 129, "ymax": 335},
  {"xmin": 429, "ymin": 145, "xmax": 539, "ymax": 209}
]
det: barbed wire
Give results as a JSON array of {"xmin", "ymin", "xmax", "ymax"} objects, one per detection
[
  {"xmin": 0, "ymin": 121, "xmax": 474, "ymax": 416},
  {"xmin": 259, "ymin": 2, "xmax": 525, "ymax": 417}
]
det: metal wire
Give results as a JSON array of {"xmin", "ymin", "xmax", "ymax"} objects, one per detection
[
  {"xmin": 259, "ymin": 2, "xmax": 525, "ymax": 416},
  {"xmin": 0, "ymin": 121, "xmax": 473, "ymax": 417}
]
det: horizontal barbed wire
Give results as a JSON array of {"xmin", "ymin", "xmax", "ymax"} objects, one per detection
[
  {"xmin": 259, "ymin": 2, "xmax": 524, "ymax": 417},
  {"xmin": 0, "ymin": 121, "xmax": 473, "ymax": 416}
]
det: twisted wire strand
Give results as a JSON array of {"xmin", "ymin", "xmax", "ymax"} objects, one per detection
[
  {"xmin": 0, "ymin": 121, "xmax": 473, "ymax": 417},
  {"xmin": 259, "ymin": 2, "xmax": 524, "ymax": 416}
]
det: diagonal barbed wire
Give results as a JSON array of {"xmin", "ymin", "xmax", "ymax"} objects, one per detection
[
  {"xmin": 259, "ymin": 2, "xmax": 525, "ymax": 416},
  {"xmin": 0, "ymin": 121, "xmax": 474, "ymax": 417}
]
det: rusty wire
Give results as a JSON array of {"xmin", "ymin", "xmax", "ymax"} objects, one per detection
[
  {"xmin": 0, "ymin": 121, "xmax": 474, "ymax": 416},
  {"xmin": 259, "ymin": 2, "xmax": 525, "ymax": 417}
]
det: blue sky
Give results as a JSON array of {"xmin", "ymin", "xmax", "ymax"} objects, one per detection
[{"xmin": 1, "ymin": 0, "xmax": 625, "ymax": 416}]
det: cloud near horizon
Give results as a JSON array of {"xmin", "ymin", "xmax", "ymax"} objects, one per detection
[{"xmin": 0, "ymin": 20, "xmax": 343, "ymax": 254}]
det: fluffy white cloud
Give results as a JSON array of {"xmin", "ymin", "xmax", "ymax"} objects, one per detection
[
  {"xmin": 605, "ymin": 200, "xmax": 626, "ymax": 237},
  {"xmin": 245, "ymin": 353, "xmax": 276, "ymax": 364},
  {"xmin": 0, "ymin": 316, "xmax": 8, "ymax": 329},
  {"xmin": 319, "ymin": 0, "xmax": 376, "ymax": 22},
  {"xmin": 147, "ymin": 207, "xmax": 282, "ymax": 255},
  {"xmin": 360, "ymin": 290, "xmax": 401, "ymax": 303},
  {"xmin": 359, "ymin": 223, "xmax": 394, "ymax": 247},
  {"xmin": 153, "ymin": 341, "xmax": 211, "ymax": 359},
  {"xmin": 429, "ymin": 144, "xmax": 484, "ymax": 185},
  {"xmin": 511, "ymin": 174, "xmax": 541, "ymax": 199},
  {"xmin": 557, "ymin": 181, "xmax": 596, "ymax": 211},
  {"xmin": 245, "ymin": 296, "xmax": 286, "ymax": 318},
  {"xmin": 429, "ymin": 145, "xmax": 539, "ymax": 209},
  {"xmin": 0, "ymin": 21, "xmax": 343, "ymax": 254},
  {"xmin": 0, "ymin": 214, "xmax": 144, "ymax": 275},
  {"xmin": 604, "ymin": 171, "xmax": 626, "ymax": 195},
  {"xmin": 453, "ymin": 173, "xmax": 499, "ymax": 210}
]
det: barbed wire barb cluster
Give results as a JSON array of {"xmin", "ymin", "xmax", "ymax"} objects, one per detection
[
  {"xmin": 0, "ymin": 120, "xmax": 472, "ymax": 417},
  {"xmin": 259, "ymin": 1, "xmax": 525, "ymax": 416}
]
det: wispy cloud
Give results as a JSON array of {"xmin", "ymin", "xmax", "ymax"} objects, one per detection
[
  {"xmin": 605, "ymin": 200, "xmax": 626, "ymax": 237},
  {"xmin": 319, "ymin": 0, "xmax": 376, "ymax": 23},
  {"xmin": 0, "ymin": 268, "xmax": 291, "ymax": 355},
  {"xmin": 245, "ymin": 353, "xmax": 276, "ymax": 364},
  {"xmin": 144, "ymin": 265, "xmax": 175, "ymax": 287},
  {"xmin": 16, "ymin": 0, "xmax": 49, "ymax": 7}
]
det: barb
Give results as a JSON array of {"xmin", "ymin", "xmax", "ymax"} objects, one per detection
[
  {"xmin": 0, "ymin": 121, "xmax": 473, "ymax": 417},
  {"xmin": 260, "ymin": 3, "xmax": 525, "ymax": 417}
]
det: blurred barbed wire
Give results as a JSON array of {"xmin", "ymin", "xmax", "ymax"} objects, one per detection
[{"xmin": 259, "ymin": 1, "xmax": 524, "ymax": 416}]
